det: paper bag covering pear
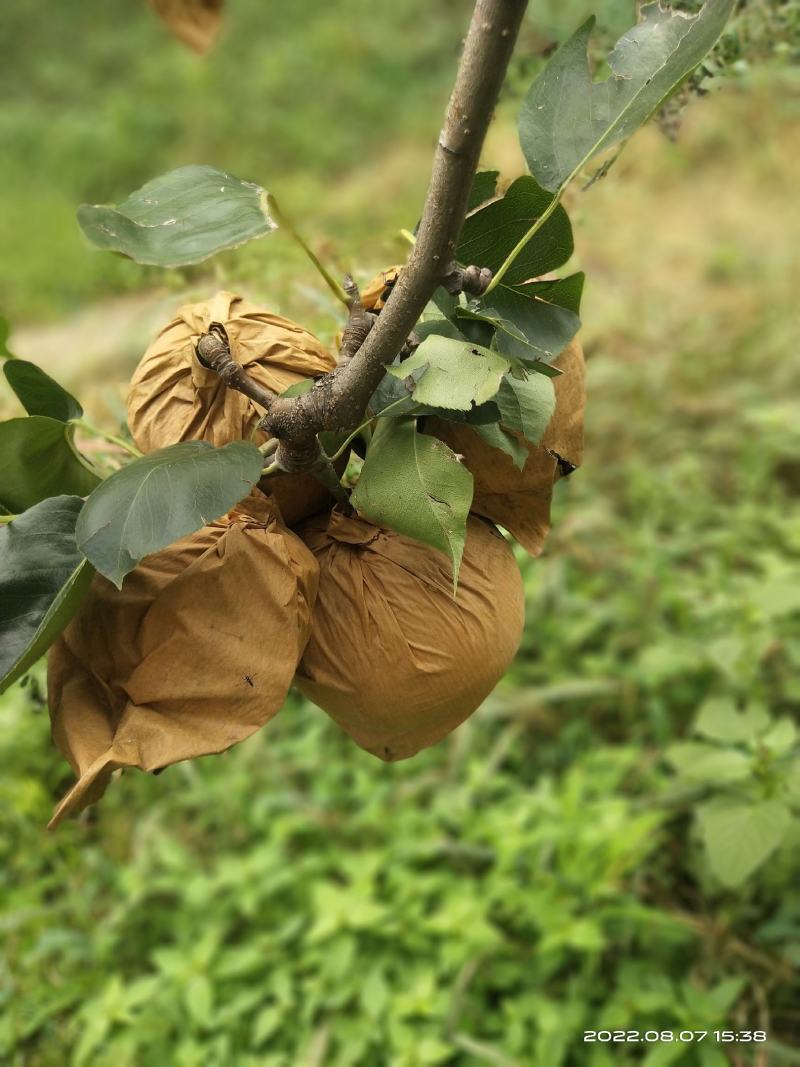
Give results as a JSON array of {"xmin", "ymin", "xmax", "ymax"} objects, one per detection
[
  {"xmin": 47, "ymin": 491, "xmax": 319, "ymax": 827},
  {"xmin": 294, "ymin": 509, "xmax": 524, "ymax": 761},
  {"xmin": 361, "ymin": 266, "xmax": 403, "ymax": 311},
  {"xmin": 127, "ymin": 291, "xmax": 337, "ymax": 524},
  {"xmin": 429, "ymin": 338, "xmax": 585, "ymax": 557}
]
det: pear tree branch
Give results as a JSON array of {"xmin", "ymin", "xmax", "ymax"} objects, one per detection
[{"xmin": 259, "ymin": 0, "xmax": 529, "ymax": 465}]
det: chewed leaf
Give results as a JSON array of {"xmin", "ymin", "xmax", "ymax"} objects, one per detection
[
  {"xmin": 78, "ymin": 165, "xmax": 276, "ymax": 268},
  {"xmin": 520, "ymin": 0, "xmax": 736, "ymax": 192},
  {"xmin": 0, "ymin": 496, "xmax": 94, "ymax": 693},
  {"xmin": 76, "ymin": 440, "xmax": 263, "ymax": 587},
  {"xmin": 351, "ymin": 417, "xmax": 473, "ymax": 588},
  {"xmin": 387, "ymin": 336, "xmax": 510, "ymax": 412}
]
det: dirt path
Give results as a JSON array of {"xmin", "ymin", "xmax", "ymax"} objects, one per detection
[
  {"xmin": 6, "ymin": 289, "xmax": 186, "ymax": 425},
  {"xmin": 11, "ymin": 290, "xmax": 177, "ymax": 385}
]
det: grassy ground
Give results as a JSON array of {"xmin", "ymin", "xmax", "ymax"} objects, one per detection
[{"xmin": 2, "ymin": 3, "xmax": 800, "ymax": 1065}]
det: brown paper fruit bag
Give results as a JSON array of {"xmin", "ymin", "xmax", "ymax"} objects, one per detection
[
  {"xmin": 294, "ymin": 509, "xmax": 524, "ymax": 761},
  {"xmin": 47, "ymin": 491, "xmax": 319, "ymax": 827},
  {"xmin": 361, "ymin": 266, "xmax": 402, "ymax": 311},
  {"xmin": 429, "ymin": 339, "xmax": 585, "ymax": 557},
  {"xmin": 127, "ymin": 291, "xmax": 338, "ymax": 524}
]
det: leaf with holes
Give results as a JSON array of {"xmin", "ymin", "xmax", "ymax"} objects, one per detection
[
  {"xmin": 78, "ymin": 165, "xmax": 276, "ymax": 268},
  {"xmin": 0, "ymin": 496, "xmax": 94, "ymax": 693},
  {"xmin": 387, "ymin": 336, "xmax": 510, "ymax": 412},
  {"xmin": 352, "ymin": 417, "xmax": 473, "ymax": 587},
  {"xmin": 76, "ymin": 440, "xmax": 263, "ymax": 587},
  {"xmin": 0, "ymin": 417, "xmax": 101, "ymax": 513},
  {"xmin": 519, "ymin": 0, "xmax": 736, "ymax": 193},
  {"xmin": 4, "ymin": 360, "xmax": 83, "ymax": 422}
]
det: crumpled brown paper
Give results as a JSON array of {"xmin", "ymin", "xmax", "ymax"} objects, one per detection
[
  {"xmin": 361, "ymin": 266, "xmax": 402, "ymax": 311},
  {"xmin": 429, "ymin": 338, "xmax": 585, "ymax": 557},
  {"xmin": 127, "ymin": 291, "xmax": 338, "ymax": 524},
  {"xmin": 47, "ymin": 491, "xmax": 319, "ymax": 827},
  {"xmin": 294, "ymin": 509, "xmax": 524, "ymax": 761}
]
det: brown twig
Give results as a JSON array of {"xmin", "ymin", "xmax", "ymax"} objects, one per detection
[
  {"xmin": 195, "ymin": 324, "xmax": 279, "ymax": 411},
  {"xmin": 263, "ymin": 0, "xmax": 529, "ymax": 465},
  {"xmin": 337, "ymin": 274, "xmax": 376, "ymax": 366},
  {"xmin": 442, "ymin": 262, "xmax": 494, "ymax": 297}
]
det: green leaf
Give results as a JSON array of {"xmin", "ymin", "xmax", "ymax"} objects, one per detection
[
  {"xmin": 369, "ymin": 364, "xmax": 428, "ymax": 418},
  {"xmin": 472, "ymin": 421, "xmax": 528, "ymax": 470},
  {"xmin": 252, "ymin": 1006, "xmax": 282, "ymax": 1048},
  {"xmin": 387, "ymin": 336, "xmax": 510, "ymax": 411},
  {"xmin": 184, "ymin": 975, "xmax": 214, "ymax": 1026},
  {"xmin": 521, "ymin": 273, "xmax": 586, "ymax": 316},
  {"xmin": 457, "ymin": 176, "xmax": 573, "ymax": 284},
  {"xmin": 697, "ymin": 797, "xmax": 790, "ymax": 887},
  {"xmin": 77, "ymin": 165, "xmax": 276, "ymax": 268},
  {"xmin": 0, "ymin": 417, "xmax": 101, "ymax": 513},
  {"xmin": 762, "ymin": 718, "xmax": 798, "ymax": 758},
  {"xmin": 0, "ymin": 316, "xmax": 16, "ymax": 360},
  {"xmin": 76, "ymin": 440, "xmax": 263, "ymax": 588},
  {"xmin": 456, "ymin": 307, "xmax": 567, "ymax": 376},
  {"xmin": 466, "ymin": 170, "xmax": 500, "ymax": 214},
  {"xmin": 519, "ymin": 0, "xmax": 736, "ymax": 193},
  {"xmin": 413, "ymin": 317, "xmax": 468, "ymax": 344},
  {"xmin": 494, "ymin": 373, "xmax": 556, "ymax": 446},
  {"xmin": 279, "ymin": 378, "xmax": 314, "ymax": 398},
  {"xmin": 4, "ymin": 360, "xmax": 83, "ymax": 421},
  {"xmin": 351, "ymin": 417, "xmax": 473, "ymax": 586},
  {"xmin": 0, "ymin": 496, "xmax": 94, "ymax": 693},
  {"xmin": 666, "ymin": 742, "xmax": 751, "ymax": 785},
  {"xmin": 693, "ymin": 698, "xmax": 771, "ymax": 744},
  {"xmin": 480, "ymin": 273, "xmax": 584, "ymax": 368}
]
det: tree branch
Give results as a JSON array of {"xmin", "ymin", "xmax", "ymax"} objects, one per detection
[
  {"xmin": 337, "ymin": 274, "xmax": 376, "ymax": 367},
  {"xmin": 196, "ymin": 325, "xmax": 279, "ymax": 410},
  {"xmin": 264, "ymin": 0, "xmax": 529, "ymax": 460}
]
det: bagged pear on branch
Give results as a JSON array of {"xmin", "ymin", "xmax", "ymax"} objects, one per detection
[
  {"xmin": 294, "ymin": 509, "xmax": 524, "ymax": 761},
  {"xmin": 429, "ymin": 338, "xmax": 585, "ymax": 556},
  {"xmin": 127, "ymin": 290, "xmax": 338, "ymax": 524},
  {"xmin": 47, "ymin": 491, "xmax": 318, "ymax": 827}
]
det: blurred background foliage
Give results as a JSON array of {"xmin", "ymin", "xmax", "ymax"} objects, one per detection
[{"xmin": 1, "ymin": 0, "xmax": 800, "ymax": 1064}]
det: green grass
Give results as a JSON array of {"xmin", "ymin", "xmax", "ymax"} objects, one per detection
[{"xmin": 2, "ymin": 2, "xmax": 800, "ymax": 1064}]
